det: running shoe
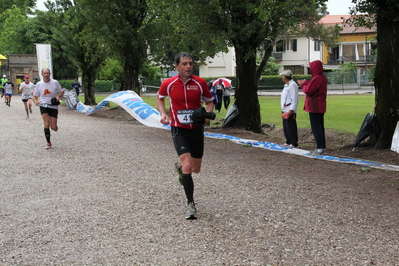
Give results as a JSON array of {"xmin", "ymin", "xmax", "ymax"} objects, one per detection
[
  {"xmin": 310, "ymin": 149, "xmax": 324, "ymax": 156},
  {"xmin": 186, "ymin": 203, "xmax": 197, "ymax": 220},
  {"xmin": 26, "ymin": 115, "xmax": 29, "ymax": 119},
  {"xmin": 45, "ymin": 142, "xmax": 52, "ymax": 149},
  {"xmin": 175, "ymin": 162, "xmax": 183, "ymax": 185}
]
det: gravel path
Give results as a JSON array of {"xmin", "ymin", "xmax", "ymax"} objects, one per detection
[{"xmin": 1, "ymin": 96, "xmax": 399, "ymax": 265}]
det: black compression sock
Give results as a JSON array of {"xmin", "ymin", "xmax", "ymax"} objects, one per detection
[
  {"xmin": 44, "ymin": 128, "xmax": 51, "ymax": 143},
  {"xmin": 181, "ymin": 173, "xmax": 194, "ymax": 204}
]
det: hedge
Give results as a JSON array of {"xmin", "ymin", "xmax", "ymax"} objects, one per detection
[
  {"xmin": 58, "ymin": 74, "xmax": 314, "ymax": 93},
  {"xmin": 58, "ymin": 80, "xmax": 120, "ymax": 92}
]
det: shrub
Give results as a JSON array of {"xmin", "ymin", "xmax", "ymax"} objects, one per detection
[
  {"xmin": 58, "ymin": 80, "xmax": 74, "ymax": 89},
  {"xmin": 258, "ymin": 75, "xmax": 312, "ymax": 90},
  {"xmin": 95, "ymin": 80, "xmax": 114, "ymax": 92}
]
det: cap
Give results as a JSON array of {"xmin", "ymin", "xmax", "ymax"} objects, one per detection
[
  {"xmin": 24, "ymin": 75, "xmax": 30, "ymax": 79},
  {"xmin": 2, "ymin": 75, "xmax": 6, "ymax": 78},
  {"xmin": 280, "ymin": 70, "xmax": 293, "ymax": 77}
]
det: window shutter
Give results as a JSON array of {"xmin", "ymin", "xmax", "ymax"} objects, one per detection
[{"xmin": 293, "ymin": 39, "xmax": 297, "ymax": 51}]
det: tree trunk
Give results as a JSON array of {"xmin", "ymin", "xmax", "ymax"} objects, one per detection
[
  {"xmin": 256, "ymin": 45, "xmax": 274, "ymax": 82},
  {"xmin": 83, "ymin": 69, "xmax": 97, "ymax": 105},
  {"xmin": 123, "ymin": 60, "xmax": 140, "ymax": 94},
  {"xmin": 232, "ymin": 46, "xmax": 262, "ymax": 133},
  {"xmin": 373, "ymin": 16, "xmax": 399, "ymax": 149}
]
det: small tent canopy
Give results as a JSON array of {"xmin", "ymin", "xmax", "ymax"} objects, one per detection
[{"xmin": 0, "ymin": 54, "xmax": 7, "ymax": 60}]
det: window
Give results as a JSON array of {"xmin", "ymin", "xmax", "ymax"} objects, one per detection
[
  {"xmin": 314, "ymin": 40, "xmax": 321, "ymax": 51},
  {"xmin": 285, "ymin": 39, "xmax": 297, "ymax": 52},
  {"xmin": 276, "ymin": 40, "xmax": 284, "ymax": 52},
  {"xmin": 275, "ymin": 39, "xmax": 297, "ymax": 52},
  {"xmin": 285, "ymin": 65, "xmax": 304, "ymax": 75}
]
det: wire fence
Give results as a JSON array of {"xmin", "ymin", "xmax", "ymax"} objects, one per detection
[{"xmin": 325, "ymin": 71, "xmax": 373, "ymax": 86}]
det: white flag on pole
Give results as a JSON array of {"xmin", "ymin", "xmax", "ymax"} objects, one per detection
[{"xmin": 36, "ymin": 43, "xmax": 53, "ymax": 80}]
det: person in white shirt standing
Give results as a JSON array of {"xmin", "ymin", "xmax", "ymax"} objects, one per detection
[
  {"xmin": 280, "ymin": 69, "xmax": 299, "ymax": 148},
  {"xmin": 32, "ymin": 68, "xmax": 64, "ymax": 149},
  {"xmin": 19, "ymin": 75, "xmax": 35, "ymax": 119}
]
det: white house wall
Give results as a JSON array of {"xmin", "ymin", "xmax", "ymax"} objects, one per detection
[
  {"xmin": 200, "ymin": 37, "xmax": 324, "ymax": 77},
  {"xmin": 279, "ymin": 38, "xmax": 322, "ymax": 70},
  {"xmin": 309, "ymin": 39, "xmax": 323, "ymax": 63},
  {"xmin": 200, "ymin": 47, "xmax": 236, "ymax": 78},
  {"xmin": 284, "ymin": 37, "xmax": 309, "ymax": 63}
]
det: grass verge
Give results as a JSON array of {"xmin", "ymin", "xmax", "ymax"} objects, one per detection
[{"xmin": 78, "ymin": 93, "xmax": 375, "ymax": 135}]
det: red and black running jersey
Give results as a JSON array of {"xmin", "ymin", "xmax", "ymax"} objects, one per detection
[{"xmin": 157, "ymin": 75, "xmax": 213, "ymax": 129}]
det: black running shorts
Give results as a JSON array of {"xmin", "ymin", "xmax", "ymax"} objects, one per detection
[
  {"xmin": 171, "ymin": 126, "xmax": 204, "ymax": 158},
  {"xmin": 40, "ymin": 106, "xmax": 58, "ymax": 118}
]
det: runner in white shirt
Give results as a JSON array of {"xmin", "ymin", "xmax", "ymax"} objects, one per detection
[
  {"xmin": 19, "ymin": 75, "xmax": 35, "ymax": 119},
  {"xmin": 32, "ymin": 68, "xmax": 64, "ymax": 149}
]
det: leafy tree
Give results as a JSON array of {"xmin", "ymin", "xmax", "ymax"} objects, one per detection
[
  {"xmin": 140, "ymin": 61, "xmax": 163, "ymax": 81},
  {"xmin": 348, "ymin": 0, "xmax": 399, "ymax": 149},
  {"xmin": 146, "ymin": 0, "xmax": 228, "ymax": 75},
  {"xmin": 28, "ymin": 9, "xmax": 79, "ymax": 79},
  {"xmin": 0, "ymin": 4, "xmax": 78, "ymax": 79},
  {"xmin": 340, "ymin": 61, "xmax": 358, "ymax": 72},
  {"xmin": 98, "ymin": 58, "xmax": 124, "ymax": 83},
  {"xmin": 259, "ymin": 57, "xmax": 281, "ymax": 76},
  {"xmin": 50, "ymin": 0, "xmax": 107, "ymax": 105},
  {"xmin": 0, "ymin": 0, "xmax": 35, "ymax": 14},
  {"xmin": 159, "ymin": 0, "xmax": 332, "ymax": 133},
  {"xmin": 80, "ymin": 0, "xmax": 149, "ymax": 94},
  {"xmin": 0, "ymin": 6, "xmax": 29, "ymax": 54}
]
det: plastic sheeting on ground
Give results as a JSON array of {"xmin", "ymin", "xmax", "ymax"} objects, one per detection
[
  {"xmin": 76, "ymin": 90, "xmax": 169, "ymax": 129},
  {"xmin": 75, "ymin": 91, "xmax": 399, "ymax": 172},
  {"xmin": 205, "ymin": 132, "xmax": 399, "ymax": 172}
]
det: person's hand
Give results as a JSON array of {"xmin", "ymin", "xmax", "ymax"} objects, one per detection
[
  {"xmin": 297, "ymin": 79, "xmax": 305, "ymax": 86},
  {"xmin": 35, "ymin": 101, "xmax": 40, "ymax": 106},
  {"xmin": 160, "ymin": 114, "xmax": 170, "ymax": 125},
  {"xmin": 281, "ymin": 111, "xmax": 291, "ymax": 120}
]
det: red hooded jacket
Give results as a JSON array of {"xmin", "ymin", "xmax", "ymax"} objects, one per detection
[{"xmin": 301, "ymin": 60, "xmax": 327, "ymax": 113}]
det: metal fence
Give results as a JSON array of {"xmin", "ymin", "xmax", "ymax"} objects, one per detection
[{"xmin": 325, "ymin": 70, "xmax": 373, "ymax": 86}]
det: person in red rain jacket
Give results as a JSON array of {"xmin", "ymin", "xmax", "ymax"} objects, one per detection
[{"xmin": 297, "ymin": 60, "xmax": 327, "ymax": 156}]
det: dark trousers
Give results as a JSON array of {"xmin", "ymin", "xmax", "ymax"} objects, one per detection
[
  {"xmin": 223, "ymin": 96, "xmax": 230, "ymax": 110},
  {"xmin": 282, "ymin": 113, "xmax": 298, "ymax": 146},
  {"xmin": 309, "ymin": 112, "xmax": 326, "ymax": 149},
  {"xmin": 215, "ymin": 91, "xmax": 223, "ymax": 111}
]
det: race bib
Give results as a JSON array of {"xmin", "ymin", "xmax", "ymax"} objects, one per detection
[
  {"xmin": 23, "ymin": 94, "xmax": 31, "ymax": 99},
  {"xmin": 177, "ymin": 109, "xmax": 194, "ymax": 124}
]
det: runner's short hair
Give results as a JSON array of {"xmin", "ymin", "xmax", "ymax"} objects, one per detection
[{"xmin": 175, "ymin": 52, "xmax": 194, "ymax": 65}]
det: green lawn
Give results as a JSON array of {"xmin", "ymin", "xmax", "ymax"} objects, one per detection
[
  {"xmin": 80, "ymin": 94, "xmax": 375, "ymax": 135},
  {"xmin": 258, "ymin": 94, "xmax": 375, "ymax": 135}
]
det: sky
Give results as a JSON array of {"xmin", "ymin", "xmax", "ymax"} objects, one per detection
[
  {"xmin": 326, "ymin": 0, "xmax": 355, "ymax": 15},
  {"xmin": 36, "ymin": 0, "xmax": 355, "ymax": 15},
  {"xmin": 35, "ymin": 0, "xmax": 52, "ymax": 11}
]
